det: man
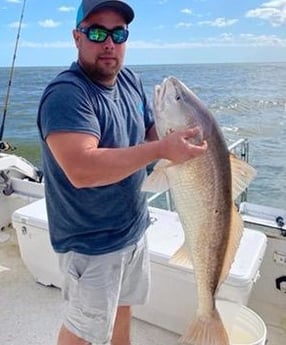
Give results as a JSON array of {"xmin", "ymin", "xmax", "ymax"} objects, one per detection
[{"xmin": 37, "ymin": 1, "xmax": 207, "ymax": 344}]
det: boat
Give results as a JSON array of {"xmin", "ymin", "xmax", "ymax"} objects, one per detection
[
  {"xmin": 1, "ymin": 2, "xmax": 285, "ymax": 343},
  {"xmin": 1, "ymin": 138, "xmax": 285, "ymax": 345}
]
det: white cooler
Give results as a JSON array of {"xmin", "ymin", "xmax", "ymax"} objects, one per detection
[
  {"xmin": 12, "ymin": 199, "xmax": 267, "ymax": 335},
  {"xmin": 12, "ymin": 198, "xmax": 63, "ymax": 288},
  {"xmin": 134, "ymin": 207, "xmax": 267, "ymax": 334}
]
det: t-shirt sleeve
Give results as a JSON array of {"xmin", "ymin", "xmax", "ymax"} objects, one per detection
[
  {"xmin": 39, "ymin": 82, "xmax": 101, "ymax": 141},
  {"xmin": 136, "ymin": 75, "xmax": 154, "ymax": 132}
]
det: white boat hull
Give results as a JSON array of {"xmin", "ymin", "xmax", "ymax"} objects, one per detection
[{"xmin": 1, "ymin": 151, "xmax": 286, "ymax": 344}]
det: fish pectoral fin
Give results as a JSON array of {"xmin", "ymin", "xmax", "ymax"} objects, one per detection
[
  {"xmin": 169, "ymin": 242, "xmax": 193, "ymax": 269},
  {"xmin": 230, "ymin": 153, "xmax": 257, "ymax": 200},
  {"xmin": 218, "ymin": 203, "xmax": 244, "ymax": 288},
  {"xmin": 141, "ymin": 159, "xmax": 172, "ymax": 193}
]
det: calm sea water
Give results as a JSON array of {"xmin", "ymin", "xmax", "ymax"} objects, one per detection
[{"xmin": 0, "ymin": 63, "xmax": 285, "ymax": 208}]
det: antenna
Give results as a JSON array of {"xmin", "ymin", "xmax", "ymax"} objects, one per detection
[{"xmin": 0, "ymin": 0, "xmax": 27, "ymax": 141}]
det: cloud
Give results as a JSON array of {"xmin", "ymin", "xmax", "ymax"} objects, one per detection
[
  {"xmin": 238, "ymin": 33, "xmax": 286, "ymax": 46},
  {"xmin": 199, "ymin": 17, "xmax": 238, "ymax": 27},
  {"xmin": 20, "ymin": 40, "xmax": 74, "ymax": 48},
  {"xmin": 17, "ymin": 32, "xmax": 286, "ymax": 55},
  {"xmin": 6, "ymin": 0, "xmax": 21, "ymax": 3},
  {"xmin": 246, "ymin": 0, "xmax": 286, "ymax": 26},
  {"xmin": 177, "ymin": 15, "xmax": 238, "ymax": 29},
  {"xmin": 181, "ymin": 8, "xmax": 193, "ymax": 15},
  {"xmin": 208, "ymin": 32, "xmax": 286, "ymax": 47},
  {"xmin": 154, "ymin": 25, "xmax": 166, "ymax": 30},
  {"xmin": 128, "ymin": 33, "xmax": 286, "ymax": 49},
  {"xmin": 128, "ymin": 40, "xmax": 202, "ymax": 49},
  {"xmin": 175, "ymin": 22, "xmax": 193, "ymax": 28},
  {"xmin": 8, "ymin": 21, "xmax": 27, "ymax": 28},
  {"xmin": 58, "ymin": 6, "xmax": 75, "ymax": 13},
  {"xmin": 38, "ymin": 19, "xmax": 61, "ymax": 28}
]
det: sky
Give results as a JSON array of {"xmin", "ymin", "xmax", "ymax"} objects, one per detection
[{"xmin": 1, "ymin": 0, "xmax": 286, "ymax": 67}]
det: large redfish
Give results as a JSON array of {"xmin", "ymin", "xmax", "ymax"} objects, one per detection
[{"xmin": 142, "ymin": 77, "xmax": 256, "ymax": 345}]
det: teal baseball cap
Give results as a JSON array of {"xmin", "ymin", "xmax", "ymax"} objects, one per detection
[{"xmin": 76, "ymin": 0, "xmax": 134, "ymax": 27}]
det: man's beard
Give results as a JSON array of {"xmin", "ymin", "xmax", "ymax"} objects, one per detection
[{"xmin": 79, "ymin": 55, "xmax": 122, "ymax": 86}]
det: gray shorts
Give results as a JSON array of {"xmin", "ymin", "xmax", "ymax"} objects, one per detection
[{"xmin": 58, "ymin": 235, "xmax": 150, "ymax": 345}]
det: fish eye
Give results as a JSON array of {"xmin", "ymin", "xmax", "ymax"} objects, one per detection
[{"xmin": 176, "ymin": 95, "xmax": 181, "ymax": 101}]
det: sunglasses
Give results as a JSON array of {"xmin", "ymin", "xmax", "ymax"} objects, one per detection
[{"xmin": 77, "ymin": 25, "xmax": 129, "ymax": 44}]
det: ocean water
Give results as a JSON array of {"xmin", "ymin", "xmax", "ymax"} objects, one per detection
[{"xmin": 0, "ymin": 63, "xmax": 285, "ymax": 208}]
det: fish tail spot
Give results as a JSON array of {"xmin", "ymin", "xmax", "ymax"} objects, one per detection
[{"xmin": 179, "ymin": 308, "xmax": 229, "ymax": 345}]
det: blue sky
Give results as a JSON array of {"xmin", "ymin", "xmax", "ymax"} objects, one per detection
[{"xmin": 1, "ymin": 0, "xmax": 286, "ymax": 67}]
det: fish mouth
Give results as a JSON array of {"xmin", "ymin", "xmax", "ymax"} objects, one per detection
[
  {"xmin": 155, "ymin": 77, "xmax": 177, "ymax": 111},
  {"xmin": 154, "ymin": 77, "xmax": 209, "ymax": 141}
]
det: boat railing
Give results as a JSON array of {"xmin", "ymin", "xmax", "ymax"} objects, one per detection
[{"xmin": 147, "ymin": 138, "xmax": 250, "ymax": 211}]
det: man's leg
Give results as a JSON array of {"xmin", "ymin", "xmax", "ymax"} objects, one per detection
[
  {"xmin": 112, "ymin": 235, "xmax": 150, "ymax": 345},
  {"xmin": 111, "ymin": 306, "xmax": 132, "ymax": 345},
  {"xmin": 57, "ymin": 306, "xmax": 132, "ymax": 345},
  {"xmin": 57, "ymin": 236, "xmax": 149, "ymax": 345},
  {"xmin": 57, "ymin": 324, "xmax": 91, "ymax": 345}
]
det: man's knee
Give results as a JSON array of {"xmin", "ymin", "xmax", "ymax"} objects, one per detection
[{"xmin": 57, "ymin": 325, "xmax": 91, "ymax": 345}]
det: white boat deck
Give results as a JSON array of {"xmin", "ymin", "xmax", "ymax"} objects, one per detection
[
  {"xmin": 1, "ymin": 224, "xmax": 286, "ymax": 345},
  {"xmin": 0, "ymin": 227, "xmax": 179, "ymax": 345}
]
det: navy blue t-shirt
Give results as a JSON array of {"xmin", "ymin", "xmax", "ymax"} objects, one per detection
[{"xmin": 37, "ymin": 62, "xmax": 154, "ymax": 255}]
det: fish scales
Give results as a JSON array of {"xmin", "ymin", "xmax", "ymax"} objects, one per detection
[
  {"xmin": 167, "ymin": 147, "xmax": 232, "ymax": 303},
  {"xmin": 142, "ymin": 76, "xmax": 256, "ymax": 345}
]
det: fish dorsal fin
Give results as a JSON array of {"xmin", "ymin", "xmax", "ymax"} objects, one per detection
[
  {"xmin": 169, "ymin": 242, "xmax": 193, "ymax": 269},
  {"xmin": 217, "ymin": 203, "xmax": 244, "ymax": 289},
  {"xmin": 141, "ymin": 159, "xmax": 172, "ymax": 193},
  {"xmin": 230, "ymin": 153, "xmax": 257, "ymax": 200}
]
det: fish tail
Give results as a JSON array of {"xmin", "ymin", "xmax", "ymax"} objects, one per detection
[{"xmin": 179, "ymin": 308, "xmax": 229, "ymax": 345}]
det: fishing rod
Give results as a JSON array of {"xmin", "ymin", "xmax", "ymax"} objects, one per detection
[{"xmin": 0, "ymin": 0, "xmax": 27, "ymax": 143}]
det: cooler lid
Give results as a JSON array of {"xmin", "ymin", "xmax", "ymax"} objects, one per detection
[
  {"xmin": 147, "ymin": 207, "xmax": 267, "ymax": 287},
  {"xmin": 12, "ymin": 198, "xmax": 48, "ymax": 230}
]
